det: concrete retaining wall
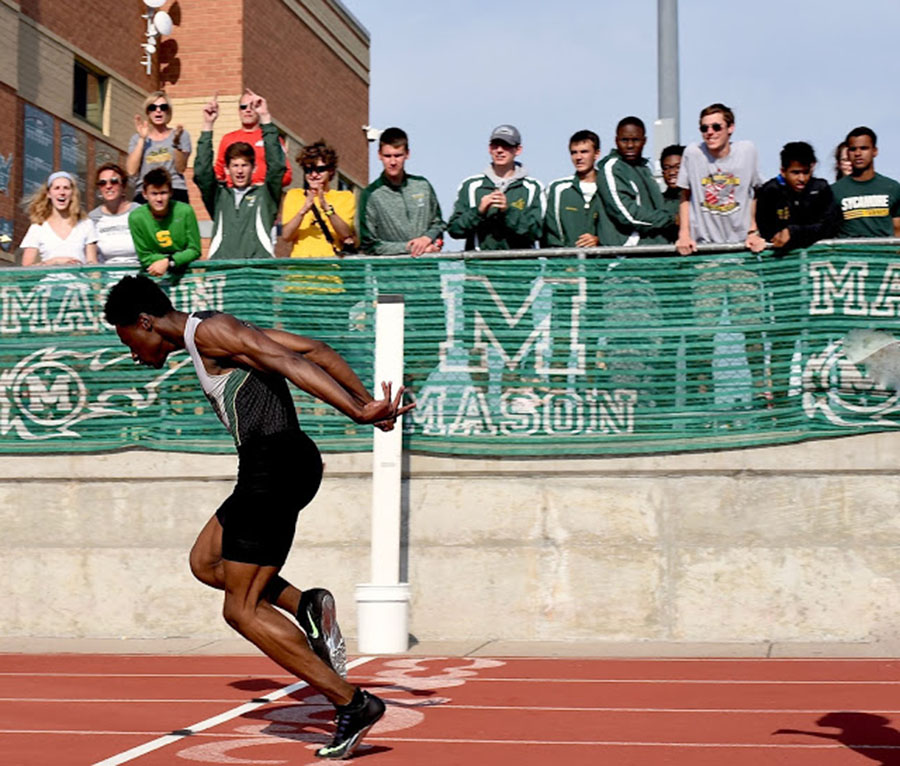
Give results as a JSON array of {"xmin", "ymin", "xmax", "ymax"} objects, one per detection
[{"xmin": 2, "ymin": 432, "xmax": 899, "ymax": 647}]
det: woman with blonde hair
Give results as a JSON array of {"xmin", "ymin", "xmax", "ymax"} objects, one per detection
[
  {"xmin": 127, "ymin": 90, "xmax": 192, "ymax": 204},
  {"xmin": 20, "ymin": 171, "xmax": 97, "ymax": 267}
]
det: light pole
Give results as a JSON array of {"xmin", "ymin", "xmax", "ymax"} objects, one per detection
[{"xmin": 654, "ymin": 0, "xmax": 680, "ymax": 174}]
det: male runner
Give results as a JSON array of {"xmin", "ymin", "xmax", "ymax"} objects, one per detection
[{"xmin": 103, "ymin": 274, "xmax": 413, "ymax": 760}]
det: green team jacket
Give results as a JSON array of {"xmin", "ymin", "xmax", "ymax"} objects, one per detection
[
  {"xmin": 596, "ymin": 150, "xmax": 673, "ymax": 246},
  {"xmin": 128, "ymin": 201, "xmax": 201, "ymax": 272},
  {"xmin": 542, "ymin": 175, "xmax": 602, "ymax": 247},
  {"xmin": 447, "ymin": 166, "xmax": 544, "ymax": 250},
  {"xmin": 194, "ymin": 122, "xmax": 285, "ymax": 259},
  {"xmin": 358, "ymin": 172, "xmax": 445, "ymax": 254}
]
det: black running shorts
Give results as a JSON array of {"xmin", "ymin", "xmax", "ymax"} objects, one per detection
[{"xmin": 215, "ymin": 430, "xmax": 323, "ymax": 567}]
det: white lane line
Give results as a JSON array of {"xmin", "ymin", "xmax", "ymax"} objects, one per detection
[
  {"xmin": 7, "ymin": 702, "xmax": 900, "ymax": 713},
  {"xmin": 461, "ymin": 677, "xmax": 900, "ymax": 684},
  {"xmin": 0, "ymin": 672, "xmax": 303, "ymax": 679},
  {"xmin": 90, "ymin": 656, "xmax": 375, "ymax": 766},
  {"xmin": 367, "ymin": 737, "xmax": 900, "ymax": 750},
  {"xmin": 10, "ymin": 730, "xmax": 895, "ymax": 750}
]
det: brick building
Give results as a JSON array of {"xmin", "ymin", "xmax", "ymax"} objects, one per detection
[{"xmin": 0, "ymin": 0, "xmax": 370, "ymax": 262}]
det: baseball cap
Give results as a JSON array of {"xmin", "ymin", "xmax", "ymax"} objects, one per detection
[{"xmin": 489, "ymin": 124, "xmax": 521, "ymax": 146}]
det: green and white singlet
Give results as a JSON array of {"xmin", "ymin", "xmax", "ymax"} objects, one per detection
[{"xmin": 184, "ymin": 311, "xmax": 300, "ymax": 446}]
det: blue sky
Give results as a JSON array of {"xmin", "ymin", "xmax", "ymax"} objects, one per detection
[{"xmin": 341, "ymin": 0, "xmax": 900, "ymax": 227}]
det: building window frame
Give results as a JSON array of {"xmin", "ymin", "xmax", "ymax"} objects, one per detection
[{"xmin": 72, "ymin": 59, "xmax": 108, "ymax": 132}]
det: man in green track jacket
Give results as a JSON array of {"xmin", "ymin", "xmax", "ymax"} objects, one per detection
[
  {"xmin": 596, "ymin": 117, "xmax": 674, "ymax": 246},
  {"xmin": 128, "ymin": 167, "xmax": 201, "ymax": 277},
  {"xmin": 543, "ymin": 130, "xmax": 603, "ymax": 247},
  {"xmin": 193, "ymin": 91, "xmax": 285, "ymax": 259},
  {"xmin": 448, "ymin": 124, "xmax": 544, "ymax": 251},
  {"xmin": 358, "ymin": 127, "xmax": 445, "ymax": 255}
]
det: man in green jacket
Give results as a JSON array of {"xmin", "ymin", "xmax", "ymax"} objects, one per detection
[
  {"xmin": 128, "ymin": 167, "xmax": 201, "ymax": 276},
  {"xmin": 358, "ymin": 127, "xmax": 445, "ymax": 255},
  {"xmin": 448, "ymin": 124, "xmax": 544, "ymax": 250},
  {"xmin": 193, "ymin": 91, "xmax": 284, "ymax": 259},
  {"xmin": 597, "ymin": 117, "xmax": 674, "ymax": 246},
  {"xmin": 543, "ymin": 129, "xmax": 603, "ymax": 247}
]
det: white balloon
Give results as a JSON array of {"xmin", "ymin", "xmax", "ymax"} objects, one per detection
[
  {"xmin": 143, "ymin": 0, "xmax": 166, "ymax": 8},
  {"xmin": 153, "ymin": 10, "xmax": 173, "ymax": 35}
]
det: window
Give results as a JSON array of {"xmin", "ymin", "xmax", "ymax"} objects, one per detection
[
  {"xmin": 337, "ymin": 174, "xmax": 354, "ymax": 192},
  {"xmin": 73, "ymin": 61, "xmax": 107, "ymax": 130}
]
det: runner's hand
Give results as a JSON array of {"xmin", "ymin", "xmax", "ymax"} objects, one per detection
[{"xmin": 357, "ymin": 382, "xmax": 415, "ymax": 426}]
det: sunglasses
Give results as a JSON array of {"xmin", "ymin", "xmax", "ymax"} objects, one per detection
[
  {"xmin": 147, "ymin": 103, "xmax": 170, "ymax": 113},
  {"xmin": 97, "ymin": 178, "xmax": 122, "ymax": 187},
  {"xmin": 304, "ymin": 165, "xmax": 332, "ymax": 174},
  {"xmin": 239, "ymin": 103, "xmax": 254, "ymax": 111},
  {"xmin": 699, "ymin": 122, "xmax": 725, "ymax": 134}
]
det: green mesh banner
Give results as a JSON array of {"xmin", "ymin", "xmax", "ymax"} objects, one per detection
[{"xmin": 1, "ymin": 242, "xmax": 899, "ymax": 455}]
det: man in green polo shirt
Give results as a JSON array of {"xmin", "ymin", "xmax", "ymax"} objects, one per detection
[
  {"xmin": 832, "ymin": 126, "xmax": 900, "ymax": 238},
  {"xmin": 129, "ymin": 167, "xmax": 201, "ymax": 276}
]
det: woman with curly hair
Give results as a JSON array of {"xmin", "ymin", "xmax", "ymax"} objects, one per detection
[
  {"xmin": 281, "ymin": 140, "xmax": 356, "ymax": 257},
  {"xmin": 20, "ymin": 171, "xmax": 98, "ymax": 267}
]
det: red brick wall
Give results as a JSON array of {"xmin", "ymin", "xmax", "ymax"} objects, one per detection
[
  {"xmin": 0, "ymin": 86, "xmax": 19, "ymax": 260},
  {"xmin": 160, "ymin": 0, "xmax": 244, "ymax": 98},
  {"xmin": 19, "ymin": 0, "xmax": 148, "ymax": 88},
  {"xmin": 241, "ymin": 0, "xmax": 369, "ymax": 186}
]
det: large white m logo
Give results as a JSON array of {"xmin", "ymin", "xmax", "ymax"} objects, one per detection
[
  {"xmin": 808, "ymin": 260, "xmax": 869, "ymax": 316},
  {"xmin": 439, "ymin": 272, "xmax": 585, "ymax": 375}
]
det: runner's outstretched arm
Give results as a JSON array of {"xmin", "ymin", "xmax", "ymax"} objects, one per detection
[
  {"xmin": 261, "ymin": 328, "xmax": 373, "ymax": 405},
  {"xmin": 196, "ymin": 315, "xmax": 413, "ymax": 424}
]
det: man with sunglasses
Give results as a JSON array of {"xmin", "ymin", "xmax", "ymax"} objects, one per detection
[
  {"xmin": 675, "ymin": 103, "xmax": 768, "ymax": 408},
  {"xmin": 675, "ymin": 103, "xmax": 764, "ymax": 254},
  {"xmin": 194, "ymin": 91, "xmax": 285, "ymax": 260},
  {"xmin": 89, "ymin": 162, "xmax": 139, "ymax": 265},
  {"xmin": 213, "ymin": 89, "xmax": 292, "ymax": 189}
]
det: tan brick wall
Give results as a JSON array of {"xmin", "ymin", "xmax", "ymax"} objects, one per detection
[
  {"xmin": 243, "ymin": 0, "xmax": 369, "ymax": 188},
  {"xmin": 15, "ymin": 19, "xmax": 72, "ymax": 116},
  {"xmin": 18, "ymin": 0, "xmax": 147, "ymax": 88},
  {"xmin": 0, "ymin": 3, "xmax": 19, "ymax": 92}
]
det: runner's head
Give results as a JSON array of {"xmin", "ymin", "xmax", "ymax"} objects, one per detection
[{"xmin": 104, "ymin": 275, "xmax": 177, "ymax": 369}]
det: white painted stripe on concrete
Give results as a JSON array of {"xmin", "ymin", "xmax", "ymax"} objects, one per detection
[{"xmin": 90, "ymin": 656, "xmax": 375, "ymax": 766}]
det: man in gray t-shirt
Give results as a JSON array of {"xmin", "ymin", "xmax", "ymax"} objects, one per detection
[
  {"xmin": 674, "ymin": 103, "xmax": 768, "ymax": 409},
  {"xmin": 676, "ymin": 103, "xmax": 765, "ymax": 253}
]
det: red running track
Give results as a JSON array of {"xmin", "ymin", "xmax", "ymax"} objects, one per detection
[{"xmin": 3, "ymin": 654, "xmax": 900, "ymax": 765}]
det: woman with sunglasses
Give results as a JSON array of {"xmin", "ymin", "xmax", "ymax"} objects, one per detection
[
  {"xmin": 20, "ymin": 171, "xmax": 98, "ymax": 267},
  {"xmin": 127, "ymin": 90, "xmax": 192, "ymax": 205},
  {"xmin": 88, "ymin": 162, "xmax": 139, "ymax": 265},
  {"xmin": 281, "ymin": 140, "xmax": 356, "ymax": 257}
]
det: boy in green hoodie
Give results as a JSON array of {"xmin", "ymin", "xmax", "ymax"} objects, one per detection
[{"xmin": 193, "ymin": 91, "xmax": 285, "ymax": 260}]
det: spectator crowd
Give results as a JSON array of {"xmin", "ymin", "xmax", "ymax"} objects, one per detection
[{"xmin": 16, "ymin": 93, "xmax": 900, "ymax": 271}]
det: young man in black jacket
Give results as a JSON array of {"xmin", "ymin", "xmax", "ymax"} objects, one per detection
[{"xmin": 756, "ymin": 141, "xmax": 840, "ymax": 251}]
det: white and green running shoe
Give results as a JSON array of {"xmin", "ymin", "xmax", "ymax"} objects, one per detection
[{"xmin": 297, "ymin": 588, "xmax": 347, "ymax": 679}]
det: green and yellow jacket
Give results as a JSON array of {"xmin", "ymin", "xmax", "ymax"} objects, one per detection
[{"xmin": 448, "ymin": 164, "xmax": 544, "ymax": 250}]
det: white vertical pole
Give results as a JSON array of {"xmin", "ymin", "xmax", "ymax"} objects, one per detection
[
  {"xmin": 370, "ymin": 294, "xmax": 404, "ymax": 584},
  {"xmin": 356, "ymin": 294, "xmax": 410, "ymax": 653}
]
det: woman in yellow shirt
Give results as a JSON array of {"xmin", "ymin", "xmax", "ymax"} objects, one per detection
[{"xmin": 281, "ymin": 141, "xmax": 356, "ymax": 257}]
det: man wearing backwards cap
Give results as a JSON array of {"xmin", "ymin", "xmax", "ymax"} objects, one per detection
[{"xmin": 448, "ymin": 124, "xmax": 544, "ymax": 250}]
